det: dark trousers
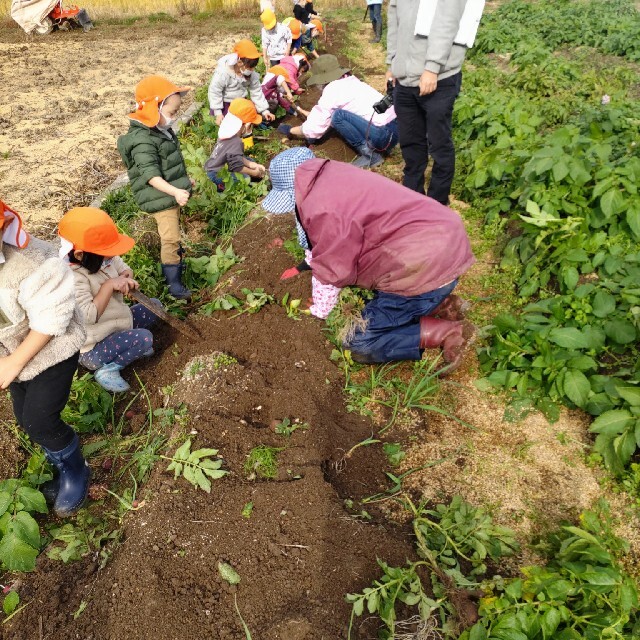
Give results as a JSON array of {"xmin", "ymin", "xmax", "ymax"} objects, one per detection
[
  {"xmin": 393, "ymin": 73, "xmax": 462, "ymax": 204},
  {"xmin": 345, "ymin": 281, "xmax": 457, "ymax": 364},
  {"xmin": 9, "ymin": 352, "xmax": 79, "ymax": 451},
  {"xmin": 369, "ymin": 3, "xmax": 382, "ymax": 29}
]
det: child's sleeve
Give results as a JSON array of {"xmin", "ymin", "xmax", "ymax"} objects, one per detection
[
  {"xmin": 71, "ymin": 270, "xmax": 100, "ymax": 326},
  {"xmin": 249, "ymin": 73, "xmax": 271, "ymax": 114},
  {"xmin": 112, "ymin": 256, "xmax": 130, "ymax": 275},
  {"xmin": 130, "ymin": 140, "xmax": 163, "ymax": 184},
  {"xmin": 309, "ymin": 276, "xmax": 341, "ymax": 319},
  {"xmin": 227, "ymin": 139, "xmax": 247, "ymax": 174},
  {"xmin": 18, "ymin": 258, "xmax": 78, "ymax": 336},
  {"xmin": 208, "ymin": 71, "xmax": 226, "ymax": 116}
]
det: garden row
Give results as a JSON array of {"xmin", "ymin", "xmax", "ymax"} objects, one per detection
[{"xmin": 452, "ymin": 0, "xmax": 640, "ymax": 473}]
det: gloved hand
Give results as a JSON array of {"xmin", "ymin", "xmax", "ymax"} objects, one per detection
[
  {"xmin": 277, "ymin": 124, "xmax": 293, "ymax": 138},
  {"xmin": 280, "ymin": 266, "xmax": 300, "ymax": 280}
]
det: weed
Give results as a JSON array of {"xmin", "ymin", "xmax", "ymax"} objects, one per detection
[
  {"xmin": 2, "ymin": 592, "xmax": 19, "ymax": 616},
  {"xmin": 273, "ymin": 418, "xmax": 309, "ymax": 437},
  {"xmin": 281, "ymin": 293, "xmax": 303, "ymax": 320},
  {"xmin": 62, "ymin": 373, "xmax": 113, "ymax": 434},
  {"xmin": 212, "ymin": 353, "xmax": 238, "ymax": 369},
  {"xmin": 241, "ymin": 502, "xmax": 253, "ymax": 519},
  {"xmin": 164, "ymin": 439, "xmax": 227, "ymax": 493},
  {"xmin": 244, "ymin": 446, "xmax": 283, "ymax": 480},
  {"xmin": 187, "ymin": 359, "xmax": 205, "ymax": 378},
  {"xmin": 382, "ymin": 442, "xmax": 406, "ymax": 467},
  {"xmin": 283, "ymin": 228, "xmax": 305, "ymax": 262}
]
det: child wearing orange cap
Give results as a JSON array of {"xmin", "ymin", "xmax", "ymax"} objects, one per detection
[
  {"xmin": 260, "ymin": 9, "xmax": 293, "ymax": 70},
  {"xmin": 117, "ymin": 75, "xmax": 193, "ymax": 300},
  {"xmin": 58, "ymin": 207, "xmax": 163, "ymax": 395},
  {"xmin": 261, "ymin": 65, "xmax": 309, "ymax": 117},
  {"xmin": 204, "ymin": 99, "xmax": 267, "ymax": 191},
  {"xmin": 208, "ymin": 40, "xmax": 277, "ymax": 127},
  {"xmin": 288, "ymin": 18, "xmax": 320, "ymax": 59},
  {"xmin": 0, "ymin": 199, "xmax": 90, "ymax": 518}
]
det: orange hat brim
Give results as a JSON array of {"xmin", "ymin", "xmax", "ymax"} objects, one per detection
[{"xmin": 128, "ymin": 86, "xmax": 191, "ymax": 128}]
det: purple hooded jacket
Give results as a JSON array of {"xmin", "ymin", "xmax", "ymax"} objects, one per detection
[{"xmin": 295, "ymin": 159, "xmax": 475, "ymax": 296}]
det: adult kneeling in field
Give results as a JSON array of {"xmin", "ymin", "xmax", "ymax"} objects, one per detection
[
  {"xmin": 263, "ymin": 150, "xmax": 475, "ymax": 369},
  {"xmin": 278, "ymin": 54, "xmax": 398, "ymax": 169}
]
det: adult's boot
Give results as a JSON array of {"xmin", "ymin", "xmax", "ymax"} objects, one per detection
[
  {"xmin": 419, "ymin": 316, "xmax": 475, "ymax": 375},
  {"xmin": 43, "ymin": 433, "xmax": 90, "ymax": 517},
  {"xmin": 430, "ymin": 294, "xmax": 470, "ymax": 322},
  {"xmin": 352, "ymin": 143, "xmax": 384, "ymax": 169},
  {"xmin": 161, "ymin": 263, "xmax": 192, "ymax": 300},
  {"xmin": 374, "ymin": 20, "xmax": 382, "ymax": 43}
]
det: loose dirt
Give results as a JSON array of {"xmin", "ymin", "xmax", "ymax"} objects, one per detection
[{"xmin": 0, "ymin": 17, "xmax": 247, "ymax": 226}]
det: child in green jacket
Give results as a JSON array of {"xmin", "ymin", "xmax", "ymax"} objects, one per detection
[{"xmin": 117, "ymin": 75, "xmax": 193, "ymax": 300}]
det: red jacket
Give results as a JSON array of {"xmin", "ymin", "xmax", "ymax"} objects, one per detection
[{"xmin": 295, "ymin": 159, "xmax": 475, "ymax": 296}]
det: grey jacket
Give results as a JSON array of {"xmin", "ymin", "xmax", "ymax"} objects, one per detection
[
  {"xmin": 387, "ymin": 0, "xmax": 468, "ymax": 86},
  {"xmin": 207, "ymin": 54, "xmax": 270, "ymax": 116},
  {"xmin": 0, "ymin": 238, "xmax": 85, "ymax": 381}
]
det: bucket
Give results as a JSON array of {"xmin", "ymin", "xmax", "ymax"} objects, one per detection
[{"xmin": 242, "ymin": 133, "xmax": 254, "ymax": 150}]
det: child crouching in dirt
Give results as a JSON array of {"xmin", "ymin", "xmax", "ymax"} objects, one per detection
[
  {"xmin": 261, "ymin": 66, "xmax": 309, "ymax": 118},
  {"xmin": 117, "ymin": 75, "xmax": 193, "ymax": 300},
  {"xmin": 204, "ymin": 99, "xmax": 266, "ymax": 191},
  {"xmin": 279, "ymin": 54, "xmax": 311, "ymax": 95},
  {"xmin": 59, "ymin": 208, "xmax": 162, "ymax": 394},
  {"xmin": 208, "ymin": 40, "xmax": 276, "ymax": 127},
  {"xmin": 0, "ymin": 199, "xmax": 90, "ymax": 517}
]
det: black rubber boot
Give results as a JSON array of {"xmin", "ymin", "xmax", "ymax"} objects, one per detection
[
  {"xmin": 374, "ymin": 21, "xmax": 382, "ymax": 43},
  {"xmin": 43, "ymin": 433, "xmax": 91, "ymax": 517},
  {"xmin": 161, "ymin": 263, "xmax": 192, "ymax": 300}
]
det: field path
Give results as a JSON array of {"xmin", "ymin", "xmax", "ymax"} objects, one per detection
[{"xmin": 0, "ymin": 17, "xmax": 243, "ymax": 227}]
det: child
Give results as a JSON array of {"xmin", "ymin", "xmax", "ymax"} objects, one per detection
[
  {"xmin": 289, "ymin": 19, "xmax": 320, "ymax": 59},
  {"xmin": 59, "ymin": 207, "xmax": 161, "ymax": 394},
  {"xmin": 0, "ymin": 199, "xmax": 89, "ymax": 517},
  {"xmin": 279, "ymin": 54, "xmax": 311, "ymax": 94},
  {"xmin": 261, "ymin": 66, "xmax": 310, "ymax": 117},
  {"xmin": 208, "ymin": 40, "xmax": 276, "ymax": 127},
  {"xmin": 117, "ymin": 75, "xmax": 193, "ymax": 300},
  {"xmin": 205, "ymin": 98, "xmax": 267, "ymax": 190},
  {"xmin": 261, "ymin": 9, "xmax": 292, "ymax": 69}
]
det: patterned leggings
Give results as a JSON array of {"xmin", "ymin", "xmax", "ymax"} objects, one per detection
[{"xmin": 79, "ymin": 302, "xmax": 160, "ymax": 370}]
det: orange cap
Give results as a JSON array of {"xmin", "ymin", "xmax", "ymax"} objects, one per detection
[
  {"xmin": 311, "ymin": 18, "xmax": 323, "ymax": 33},
  {"xmin": 288, "ymin": 19, "xmax": 302, "ymax": 39},
  {"xmin": 269, "ymin": 65, "xmax": 291, "ymax": 83},
  {"xmin": 260, "ymin": 8, "xmax": 277, "ymax": 30},
  {"xmin": 233, "ymin": 39, "xmax": 260, "ymax": 60},
  {"xmin": 59, "ymin": 208, "xmax": 135, "ymax": 257},
  {"xmin": 228, "ymin": 98, "xmax": 262, "ymax": 125},
  {"xmin": 0, "ymin": 200, "xmax": 29, "ymax": 249},
  {"xmin": 128, "ymin": 75, "xmax": 191, "ymax": 128}
]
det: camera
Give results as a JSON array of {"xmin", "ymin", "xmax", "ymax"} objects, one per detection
[{"xmin": 373, "ymin": 80, "xmax": 394, "ymax": 114}]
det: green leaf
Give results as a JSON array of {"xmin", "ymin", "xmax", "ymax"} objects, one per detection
[
  {"xmin": 2, "ymin": 591, "xmax": 19, "ymax": 615},
  {"xmin": 591, "ymin": 291, "xmax": 616, "ymax": 318},
  {"xmin": 217, "ymin": 561, "xmax": 241, "ymax": 585},
  {"xmin": 0, "ymin": 493, "xmax": 12, "ymax": 519},
  {"xmin": 616, "ymin": 386, "xmax": 640, "ymax": 406},
  {"xmin": 0, "ymin": 533, "xmax": 38, "ymax": 572},
  {"xmin": 589, "ymin": 410, "xmax": 632, "ymax": 436},
  {"xmin": 8, "ymin": 511, "xmax": 40, "ymax": 549},
  {"xmin": 627, "ymin": 204, "xmax": 640, "ymax": 239},
  {"xmin": 15, "ymin": 487, "xmax": 47, "ymax": 514},
  {"xmin": 541, "ymin": 607, "xmax": 561, "ymax": 639},
  {"xmin": 600, "ymin": 189, "xmax": 625, "ymax": 218},
  {"xmin": 563, "ymin": 267, "xmax": 579, "ymax": 290},
  {"xmin": 548, "ymin": 328, "xmax": 590, "ymax": 349},
  {"xmin": 469, "ymin": 624, "xmax": 488, "ymax": 640},
  {"xmin": 563, "ymin": 370, "xmax": 591, "ymax": 407},
  {"xmin": 604, "ymin": 319, "xmax": 636, "ymax": 344}
]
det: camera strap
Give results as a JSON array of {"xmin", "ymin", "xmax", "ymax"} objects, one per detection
[{"xmin": 365, "ymin": 114, "xmax": 395, "ymax": 154}]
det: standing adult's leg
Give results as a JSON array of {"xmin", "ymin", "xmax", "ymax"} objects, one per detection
[
  {"xmin": 423, "ymin": 72, "xmax": 462, "ymax": 205},
  {"xmin": 394, "ymin": 83, "xmax": 429, "ymax": 194}
]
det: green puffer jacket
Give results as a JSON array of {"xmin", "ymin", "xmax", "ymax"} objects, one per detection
[{"xmin": 117, "ymin": 121, "xmax": 192, "ymax": 214}]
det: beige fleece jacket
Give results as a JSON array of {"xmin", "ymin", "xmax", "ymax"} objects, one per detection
[
  {"xmin": 0, "ymin": 237, "xmax": 86, "ymax": 381},
  {"xmin": 70, "ymin": 256, "xmax": 134, "ymax": 353}
]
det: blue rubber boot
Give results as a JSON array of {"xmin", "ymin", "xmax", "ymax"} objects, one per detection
[
  {"xmin": 40, "ymin": 449, "xmax": 59, "ymax": 505},
  {"xmin": 161, "ymin": 263, "xmax": 192, "ymax": 300},
  {"xmin": 43, "ymin": 433, "xmax": 91, "ymax": 517},
  {"xmin": 94, "ymin": 362, "xmax": 130, "ymax": 393}
]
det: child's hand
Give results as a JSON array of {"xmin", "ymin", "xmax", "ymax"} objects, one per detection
[
  {"xmin": 262, "ymin": 111, "xmax": 276, "ymax": 122},
  {"xmin": 0, "ymin": 355, "xmax": 23, "ymax": 389},
  {"xmin": 120, "ymin": 268, "xmax": 134, "ymax": 279},
  {"xmin": 110, "ymin": 276, "xmax": 138, "ymax": 294},
  {"xmin": 256, "ymin": 164, "xmax": 266, "ymax": 177},
  {"xmin": 215, "ymin": 114, "xmax": 224, "ymax": 126},
  {"xmin": 173, "ymin": 189, "xmax": 190, "ymax": 207}
]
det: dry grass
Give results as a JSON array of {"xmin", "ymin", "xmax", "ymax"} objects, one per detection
[{"xmin": 1, "ymin": 0, "xmax": 357, "ymax": 20}]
